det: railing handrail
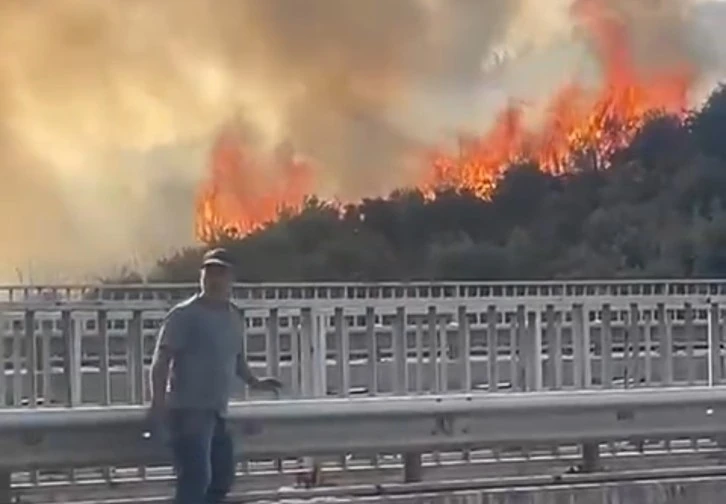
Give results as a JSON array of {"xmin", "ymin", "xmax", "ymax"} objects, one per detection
[{"xmin": 2, "ymin": 278, "xmax": 726, "ymax": 289}]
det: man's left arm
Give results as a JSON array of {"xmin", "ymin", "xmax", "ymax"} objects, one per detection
[
  {"xmin": 236, "ymin": 352, "xmax": 282, "ymax": 391},
  {"xmin": 235, "ymin": 353, "xmax": 260, "ymax": 388},
  {"xmin": 233, "ymin": 305, "xmax": 282, "ymax": 392}
]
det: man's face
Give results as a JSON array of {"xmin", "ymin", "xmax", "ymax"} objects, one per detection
[{"xmin": 200, "ymin": 264, "xmax": 234, "ymax": 298}]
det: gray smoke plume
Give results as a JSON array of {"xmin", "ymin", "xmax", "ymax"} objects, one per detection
[{"xmin": 0, "ymin": 0, "xmax": 714, "ymax": 281}]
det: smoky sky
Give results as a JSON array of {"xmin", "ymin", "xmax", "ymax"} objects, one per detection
[{"xmin": 0, "ymin": 0, "xmax": 714, "ymax": 281}]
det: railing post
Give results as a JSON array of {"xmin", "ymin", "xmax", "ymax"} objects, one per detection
[
  {"xmin": 128, "ymin": 310, "xmax": 144, "ymax": 404},
  {"xmin": 629, "ymin": 303, "xmax": 642, "ymax": 387},
  {"xmin": 414, "ymin": 317, "xmax": 424, "ymax": 393},
  {"xmin": 98, "ymin": 309, "xmax": 110, "ymax": 405},
  {"xmin": 516, "ymin": 305, "xmax": 527, "ymax": 390},
  {"xmin": 238, "ymin": 307, "xmax": 249, "ymax": 401},
  {"xmin": 312, "ymin": 310, "xmax": 327, "ymax": 397},
  {"xmin": 25, "ymin": 310, "xmax": 37, "ymax": 407},
  {"xmin": 61, "ymin": 310, "xmax": 80, "ymax": 407},
  {"xmin": 526, "ymin": 309, "xmax": 542, "ymax": 391},
  {"xmin": 708, "ymin": 303, "xmax": 722, "ymax": 386},
  {"xmin": 334, "ymin": 308, "xmax": 349, "ymax": 397},
  {"xmin": 487, "ymin": 305, "xmax": 498, "ymax": 392},
  {"xmin": 267, "ymin": 308, "xmax": 281, "ymax": 383},
  {"xmin": 300, "ymin": 308, "xmax": 314, "ymax": 397},
  {"xmin": 685, "ymin": 302, "xmax": 696, "ymax": 385},
  {"xmin": 601, "ymin": 304, "xmax": 613, "ymax": 388},
  {"xmin": 457, "ymin": 306, "xmax": 471, "ymax": 392},
  {"xmin": 571, "ymin": 304, "xmax": 583, "ymax": 388},
  {"xmin": 0, "ymin": 306, "xmax": 6, "ymax": 407},
  {"xmin": 427, "ymin": 306, "xmax": 438, "ymax": 393},
  {"xmin": 365, "ymin": 307, "xmax": 377, "ymax": 396},
  {"xmin": 545, "ymin": 305, "xmax": 562, "ymax": 390},
  {"xmin": 437, "ymin": 316, "xmax": 448, "ymax": 393},
  {"xmin": 393, "ymin": 306, "xmax": 407, "ymax": 395},
  {"xmin": 658, "ymin": 303, "xmax": 674, "ymax": 386}
]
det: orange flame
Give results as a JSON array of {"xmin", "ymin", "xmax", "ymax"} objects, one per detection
[
  {"xmin": 426, "ymin": 0, "xmax": 695, "ymax": 198},
  {"xmin": 194, "ymin": 0, "xmax": 696, "ymax": 242},
  {"xmin": 194, "ymin": 128, "xmax": 314, "ymax": 243}
]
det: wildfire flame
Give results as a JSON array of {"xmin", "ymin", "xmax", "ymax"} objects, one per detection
[
  {"xmin": 194, "ymin": 127, "xmax": 315, "ymax": 243},
  {"xmin": 426, "ymin": 0, "xmax": 694, "ymax": 197},
  {"xmin": 194, "ymin": 0, "xmax": 696, "ymax": 242}
]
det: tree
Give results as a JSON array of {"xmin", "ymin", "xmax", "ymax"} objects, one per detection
[{"xmin": 139, "ymin": 84, "xmax": 726, "ymax": 283}]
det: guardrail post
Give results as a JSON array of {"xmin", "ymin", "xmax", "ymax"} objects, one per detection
[
  {"xmin": 395, "ymin": 306, "xmax": 419, "ymax": 481},
  {"xmin": 299, "ymin": 308, "xmax": 325, "ymax": 485},
  {"xmin": 581, "ymin": 442, "xmax": 601, "ymax": 473},
  {"xmin": 0, "ymin": 470, "xmax": 11, "ymax": 504},
  {"xmin": 402, "ymin": 452, "xmax": 422, "ymax": 483}
]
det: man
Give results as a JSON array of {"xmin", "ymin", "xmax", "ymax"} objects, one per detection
[{"xmin": 149, "ymin": 248, "xmax": 281, "ymax": 504}]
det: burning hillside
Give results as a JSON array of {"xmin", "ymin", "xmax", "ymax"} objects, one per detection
[
  {"xmin": 195, "ymin": 0, "xmax": 697, "ymax": 243},
  {"xmin": 194, "ymin": 127, "xmax": 316, "ymax": 243}
]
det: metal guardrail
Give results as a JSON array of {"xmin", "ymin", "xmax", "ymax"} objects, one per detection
[
  {"xmin": 33, "ymin": 466, "xmax": 726, "ymax": 504},
  {"xmin": 14, "ymin": 441, "xmax": 726, "ymax": 504},
  {"xmin": 0, "ymin": 388, "xmax": 724, "ymax": 492}
]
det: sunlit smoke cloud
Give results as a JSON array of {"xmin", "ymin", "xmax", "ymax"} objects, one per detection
[{"xmin": 0, "ymin": 0, "xmax": 715, "ymax": 281}]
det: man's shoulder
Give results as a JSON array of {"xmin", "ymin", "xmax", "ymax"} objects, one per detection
[{"xmin": 166, "ymin": 295, "xmax": 200, "ymax": 319}]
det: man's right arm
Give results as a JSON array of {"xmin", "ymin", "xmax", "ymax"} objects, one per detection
[{"xmin": 149, "ymin": 309, "xmax": 185, "ymax": 409}]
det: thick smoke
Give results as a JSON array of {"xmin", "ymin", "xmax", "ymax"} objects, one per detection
[{"xmin": 0, "ymin": 0, "xmax": 712, "ymax": 281}]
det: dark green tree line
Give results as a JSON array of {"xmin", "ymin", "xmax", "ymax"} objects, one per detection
[{"xmin": 147, "ymin": 85, "xmax": 726, "ymax": 282}]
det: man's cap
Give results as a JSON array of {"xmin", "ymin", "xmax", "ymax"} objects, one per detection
[{"xmin": 201, "ymin": 248, "xmax": 235, "ymax": 269}]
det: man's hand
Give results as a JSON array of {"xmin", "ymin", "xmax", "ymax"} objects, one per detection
[
  {"xmin": 148, "ymin": 398, "xmax": 166, "ymax": 418},
  {"xmin": 146, "ymin": 397, "xmax": 169, "ymax": 428},
  {"xmin": 255, "ymin": 377, "xmax": 282, "ymax": 394},
  {"xmin": 145, "ymin": 398, "xmax": 169, "ymax": 442}
]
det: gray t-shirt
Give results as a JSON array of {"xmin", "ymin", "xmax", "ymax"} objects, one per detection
[{"xmin": 153, "ymin": 295, "xmax": 244, "ymax": 415}]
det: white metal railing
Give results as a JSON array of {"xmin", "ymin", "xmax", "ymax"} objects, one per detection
[{"xmin": 0, "ymin": 299, "xmax": 723, "ymax": 408}]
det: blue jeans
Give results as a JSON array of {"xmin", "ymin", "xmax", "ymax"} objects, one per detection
[{"xmin": 168, "ymin": 409, "xmax": 235, "ymax": 504}]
